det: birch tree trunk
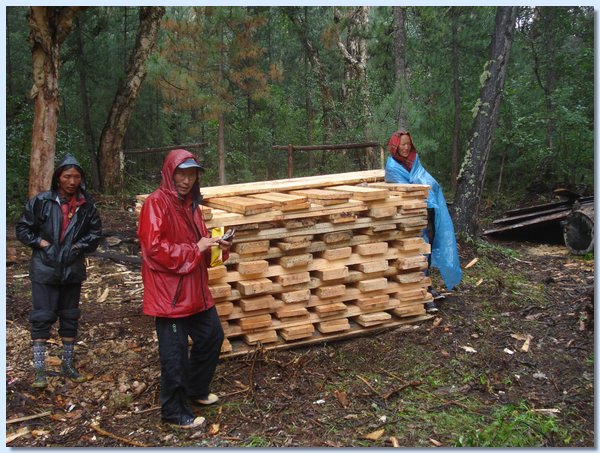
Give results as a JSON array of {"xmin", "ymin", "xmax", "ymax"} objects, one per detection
[
  {"xmin": 452, "ymin": 6, "xmax": 518, "ymax": 237},
  {"xmin": 98, "ymin": 6, "xmax": 165, "ymax": 193},
  {"xmin": 27, "ymin": 6, "xmax": 82, "ymax": 198}
]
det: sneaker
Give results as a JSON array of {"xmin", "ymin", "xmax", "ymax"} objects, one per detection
[
  {"xmin": 165, "ymin": 416, "xmax": 206, "ymax": 430},
  {"xmin": 191, "ymin": 393, "xmax": 219, "ymax": 406},
  {"xmin": 429, "ymin": 289, "xmax": 446, "ymax": 301},
  {"xmin": 425, "ymin": 302, "xmax": 439, "ymax": 314}
]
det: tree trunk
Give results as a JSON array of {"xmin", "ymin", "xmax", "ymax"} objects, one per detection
[
  {"xmin": 98, "ymin": 6, "xmax": 165, "ymax": 193},
  {"xmin": 216, "ymin": 22, "xmax": 226, "ymax": 185},
  {"xmin": 74, "ymin": 16, "xmax": 100, "ymax": 189},
  {"xmin": 287, "ymin": 9, "xmax": 340, "ymax": 142},
  {"xmin": 452, "ymin": 6, "xmax": 518, "ymax": 237},
  {"xmin": 27, "ymin": 6, "xmax": 82, "ymax": 198},
  {"xmin": 334, "ymin": 6, "xmax": 374, "ymax": 168},
  {"xmin": 450, "ymin": 7, "xmax": 462, "ymax": 193},
  {"xmin": 393, "ymin": 6, "xmax": 409, "ymax": 131},
  {"xmin": 530, "ymin": 7, "xmax": 559, "ymax": 153},
  {"xmin": 7, "ymin": 17, "xmax": 14, "ymax": 98}
]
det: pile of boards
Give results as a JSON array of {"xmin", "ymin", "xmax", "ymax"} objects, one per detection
[{"xmin": 136, "ymin": 170, "xmax": 434, "ymax": 357}]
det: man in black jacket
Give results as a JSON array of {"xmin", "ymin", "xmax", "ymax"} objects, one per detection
[{"xmin": 16, "ymin": 154, "xmax": 102, "ymax": 388}]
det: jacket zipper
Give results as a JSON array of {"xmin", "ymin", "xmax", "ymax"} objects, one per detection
[{"xmin": 171, "ymin": 276, "xmax": 184, "ymax": 307}]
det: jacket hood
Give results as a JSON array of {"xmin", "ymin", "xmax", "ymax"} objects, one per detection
[
  {"xmin": 51, "ymin": 154, "xmax": 87, "ymax": 192},
  {"xmin": 160, "ymin": 149, "xmax": 203, "ymax": 205},
  {"xmin": 387, "ymin": 130, "xmax": 417, "ymax": 157}
]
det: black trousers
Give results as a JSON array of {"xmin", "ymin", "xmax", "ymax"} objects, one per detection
[
  {"xmin": 426, "ymin": 208, "xmax": 436, "ymax": 271},
  {"xmin": 30, "ymin": 281, "xmax": 82, "ymax": 340},
  {"xmin": 155, "ymin": 306, "xmax": 224, "ymax": 423}
]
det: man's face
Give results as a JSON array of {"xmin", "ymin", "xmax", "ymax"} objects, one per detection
[
  {"xmin": 173, "ymin": 167, "xmax": 198, "ymax": 197},
  {"xmin": 58, "ymin": 167, "xmax": 82, "ymax": 196},
  {"xmin": 398, "ymin": 134, "xmax": 412, "ymax": 158}
]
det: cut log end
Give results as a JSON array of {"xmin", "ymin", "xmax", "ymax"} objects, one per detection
[{"xmin": 563, "ymin": 209, "xmax": 594, "ymax": 255}]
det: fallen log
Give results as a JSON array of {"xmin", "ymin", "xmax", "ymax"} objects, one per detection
[{"xmin": 563, "ymin": 203, "xmax": 594, "ymax": 255}]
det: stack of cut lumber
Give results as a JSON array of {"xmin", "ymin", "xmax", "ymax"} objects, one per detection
[{"xmin": 136, "ymin": 170, "xmax": 434, "ymax": 357}]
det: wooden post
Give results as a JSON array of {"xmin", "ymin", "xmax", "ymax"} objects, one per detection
[{"xmin": 287, "ymin": 144, "xmax": 294, "ymax": 178}]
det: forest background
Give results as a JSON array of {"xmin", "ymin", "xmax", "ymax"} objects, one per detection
[{"xmin": 5, "ymin": 6, "xmax": 594, "ymax": 228}]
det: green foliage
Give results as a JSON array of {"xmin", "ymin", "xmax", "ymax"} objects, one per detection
[
  {"xmin": 454, "ymin": 402, "xmax": 571, "ymax": 447},
  {"xmin": 5, "ymin": 6, "xmax": 594, "ymax": 203}
]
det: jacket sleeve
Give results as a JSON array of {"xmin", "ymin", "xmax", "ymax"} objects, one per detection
[
  {"xmin": 74, "ymin": 204, "xmax": 103, "ymax": 254},
  {"xmin": 15, "ymin": 197, "xmax": 43, "ymax": 249},
  {"xmin": 138, "ymin": 196, "xmax": 203, "ymax": 275}
]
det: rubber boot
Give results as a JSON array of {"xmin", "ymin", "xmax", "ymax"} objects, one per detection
[
  {"xmin": 32, "ymin": 341, "xmax": 47, "ymax": 389},
  {"xmin": 61, "ymin": 341, "xmax": 87, "ymax": 383}
]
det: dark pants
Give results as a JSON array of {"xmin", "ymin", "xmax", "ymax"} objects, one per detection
[
  {"xmin": 155, "ymin": 306, "xmax": 224, "ymax": 423},
  {"xmin": 30, "ymin": 281, "xmax": 82, "ymax": 341},
  {"xmin": 426, "ymin": 208, "xmax": 436, "ymax": 272}
]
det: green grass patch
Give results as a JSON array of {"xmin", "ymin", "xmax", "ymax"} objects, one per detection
[
  {"xmin": 242, "ymin": 435, "xmax": 271, "ymax": 447},
  {"xmin": 454, "ymin": 402, "xmax": 571, "ymax": 447}
]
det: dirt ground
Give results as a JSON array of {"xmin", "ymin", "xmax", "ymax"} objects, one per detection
[{"xmin": 5, "ymin": 200, "xmax": 594, "ymax": 447}]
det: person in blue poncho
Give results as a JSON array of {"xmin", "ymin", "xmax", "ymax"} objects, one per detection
[{"xmin": 385, "ymin": 130, "xmax": 462, "ymax": 313}]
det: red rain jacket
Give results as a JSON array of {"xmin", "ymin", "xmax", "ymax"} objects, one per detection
[{"xmin": 138, "ymin": 149, "xmax": 228, "ymax": 318}]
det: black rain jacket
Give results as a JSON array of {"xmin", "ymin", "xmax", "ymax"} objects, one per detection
[{"xmin": 16, "ymin": 154, "xmax": 102, "ymax": 284}]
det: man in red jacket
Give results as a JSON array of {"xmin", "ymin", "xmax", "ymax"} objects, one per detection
[{"xmin": 138, "ymin": 149, "xmax": 231, "ymax": 429}]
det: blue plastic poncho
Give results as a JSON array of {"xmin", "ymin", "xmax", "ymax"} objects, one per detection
[{"xmin": 385, "ymin": 154, "xmax": 462, "ymax": 290}]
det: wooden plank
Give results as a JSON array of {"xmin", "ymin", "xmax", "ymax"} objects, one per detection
[
  {"xmin": 318, "ymin": 247, "xmax": 352, "ymax": 261},
  {"xmin": 317, "ymin": 318, "xmax": 351, "ymax": 334},
  {"xmin": 315, "ymin": 284, "xmax": 346, "ymax": 299},
  {"xmin": 204, "ymin": 196, "xmax": 274, "ymax": 215},
  {"xmin": 208, "ymin": 265, "xmax": 228, "ymax": 282},
  {"xmin": 354, "ymin": 294, "xmax": 390, "ymax": 310},
  {"xmin": 209, "ymin": 283, "xmax": 232, "ymax": 299},
  {"xmin": 237, "ymin": 260, "xmax": 269, "ymax": 276},
  {"xmin": 280, "ymin": 323, "xmax": 315, "ymax": 341},
  {"xmin": 313, "ymin": 266, "xmax": 349, "ymax": 281},
  {"xmin": 275, "ymin": 306, "xmax": 310, "ymax": 319},
  {"xmin": 393, "ymin": 305, "xmax": 427, "ymax": 317},
  {"xmin": 357, "ymin": 277, "xmax": 388, "ymax": 293},
  {"xmin": 238, "ymin": 314, "xmax": 272, "ymax": 331},
  {"xmin": 278, "ymin": 253, "xmax": 313, "ymax": 269},
  {"xmin": 393, "ymin": 237, "xmax": 425, "ymax": 251},
  {"xmin": 314, "ymin": 302, "xmax": 347, "ymax": 317},
  {"xmin": 240, "ymin": 294, "xmax": 275, "ymax": 312},
  {"xmin": 232, "ymin": 240, "xmax": 270, "ymax": 255},
  {"xmin": 275, "ymin": 241, "xmax": 311, "ymax": 252},
  {"xmin": 355, "ymin": 242, "xmax": 388, "ymax": 256},
  {"xmin": 327, "ymin": 185, "xmax": 390, "ymax": 201},
  {"xmin": 328, "ymin": 212, "xmax": 358, "ymax": 223},
  {"xmin": 355, "ymin": 311, "xmax": 392, "ymax": 327},
  {"xmin": 248, "ymin": 192, "xmax": 307, "ymax": 205},
  {"xmin": 393, "ymin": 271, "xmax": 427, "ymax": 284},
  {"xmin": 221, "ymin": 337, "xmax": 233, "ymax": 353},
  {"xmin": 276, "ymin": 271, "xmax": 311, "ymax": 287},
  {"xmin": 368, "ymin": 206, "xmax": 398, "ymax": 218},
  {"xmin": 243, "ymin": 329, "xmax": 279, "ymax": 345},
  {"xmin": 200, "ymin": 169, "xmax": 385, "ymax": 199},
  {"xmin": 355, "ymin": 259, "xmax": 389, "ymax": 274},
  {"xmin": 322, "ymin": 230, "xmax": 353, "ymax": 244},
  {"xmin": 216, "ymin": 302, "xmax": 234, "ymax": 317},
  {"xmin": 290, "ymin": 188, "xmax": 351, "ymax": 201},
  {"xmin": 236, "ymin": 278, "xmax": 273, "ymax": 296},
  {"xmin": 280, "ymin": 234, "xmax": 314, "ymax": 243},
  {"xmin": 280, "ymin": 289, "xmax": 312, "ymax": 304}
]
